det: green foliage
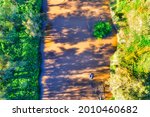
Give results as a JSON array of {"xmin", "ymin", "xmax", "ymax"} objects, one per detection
[
  {"xmin": 109, "ymin": 0, "xmax": 150, "ymax": 99},
  {"xmin": 93, "ymin": 21, "xmax": 112, "ymax": 39},
  {"xmin": 0, "ymin": 0, "xmax": 42, "ymax": 99}
]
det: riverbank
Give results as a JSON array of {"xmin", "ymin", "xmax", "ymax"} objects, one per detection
[
  {"xmin": 0, "ymin": 0, "xmax": 42, "ymax": 99},
  {"xmin": 109, "ymin": 0, "xmax": 150, "ymax": 100}
]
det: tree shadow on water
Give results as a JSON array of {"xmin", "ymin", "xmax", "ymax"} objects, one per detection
[{"xmin": 40, "ymin": 0, "xmax": 117, "ymax": 100}]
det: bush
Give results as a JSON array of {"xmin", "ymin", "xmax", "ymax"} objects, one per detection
[{"xmin": 93, "ymin": 21, "xmax": 112, "ymax": 39}]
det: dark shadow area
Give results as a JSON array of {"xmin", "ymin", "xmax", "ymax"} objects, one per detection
[{"xmin": 43, "ymin": 77, "xmax": 97, "ymax": 99}]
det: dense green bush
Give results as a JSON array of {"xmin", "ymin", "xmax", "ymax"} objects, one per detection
[
  {"xmin": 0, "ymin": 0, "xmax": 42, "ymax": 99},
  {"xmin": 109, "ymin": 0, "xmax": 150, "ymax": 99},
  {"xmin": 93, "ymin": 21, "xmax": 112, "ymax": 39}
]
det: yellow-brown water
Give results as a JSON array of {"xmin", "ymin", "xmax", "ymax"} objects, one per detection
[{"xmin": 40, "ymin": 0, "xmax": 117, "ymax": 100}]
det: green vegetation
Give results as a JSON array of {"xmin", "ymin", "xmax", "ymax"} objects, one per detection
[
  {"xmin": 0, "ymin": 0, "xmax": 42, "ymax": 99},
  {"xmin": 109, "ymin": 0, "xmax": 150, "ymax": 99},
  {"xmin": 93, "ymin": 21, "xmax": 112, "ymax": 39}
]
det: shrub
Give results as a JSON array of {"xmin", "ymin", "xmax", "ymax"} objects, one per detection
[{"xmin": 93, "ymin": 21, "xmax": 112, "ymax": 39}]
